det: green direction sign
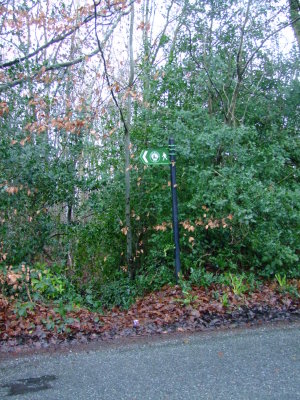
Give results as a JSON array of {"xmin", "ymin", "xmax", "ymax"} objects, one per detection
[{"xmin": 140, "ymin": 148, "xmax": 169, "ymax": 165}]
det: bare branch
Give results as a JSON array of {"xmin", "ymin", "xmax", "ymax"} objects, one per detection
[
  {"xmin": 0, "ymin": 48, "xmax": 98, "ymax": 92},
  {"xmin": 0, "ymin": 17, "xmax": 92, "ymax": 69},
  {"xmin": 241, "ymin": 16, "xmax": 300, "ymax": 77},
  {"xmin": 150, "ymin": 0, "xmax": 176, "ymax": 65},
  {"xmin": 0, "ymin": 7, "xmax": 124, "ymax": 93},
  {"xmin": 93, "ymin": 0, "xmax": 129, "ymax": 135},
  {"xmin": 236, "ymin": 0, "xmax": 251, "ymax": 80},
  {"xmin": 0, "ymin": 2, "xmax": 129, "ymax": 70},
  {"xmin": 186, "ymin": 28, "xmax": 227, "ymax": 120}
]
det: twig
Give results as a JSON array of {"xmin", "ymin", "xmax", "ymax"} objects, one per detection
[{"xmin": 93, "ymin": 0, "xmax": 129, "ymax": 135}]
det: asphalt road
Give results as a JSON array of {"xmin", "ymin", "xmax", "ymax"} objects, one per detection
[{"xmin": 0, "ymin": 323, "xmax": 299, "ymax": 400}]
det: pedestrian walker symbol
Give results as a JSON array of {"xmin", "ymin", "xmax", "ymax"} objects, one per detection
[{"xmin": 140, "ymin": 148, "xmax": 169, "ymax": 165}]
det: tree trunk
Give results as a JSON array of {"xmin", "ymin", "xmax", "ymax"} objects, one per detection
[
  {"xmin": 125, "ymin": 4, "xmax": 134, "ymax": 277},
  {"xmin": 226, "ymin": 0, "xmax": 251, "ymax": 126},
  {"xmin": 289, "ymin": 0, "xmax": 300, "ymax": 51}
]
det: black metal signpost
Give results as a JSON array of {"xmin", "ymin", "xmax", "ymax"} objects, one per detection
[
  {"xmin": 140, "ymin": 138, "xmax": 181, "ymax": 282},
  {"xmin": 169, "ymin": 138, "xmax": 181, "ymax": 282}
]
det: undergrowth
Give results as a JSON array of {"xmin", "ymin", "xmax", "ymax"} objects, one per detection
[{"xmin": 1, "ymin": 263, "xmax": 299, "ymax": 317}]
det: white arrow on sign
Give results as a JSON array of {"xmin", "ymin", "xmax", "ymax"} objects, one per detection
[{"xmin": 142, "ymin": 150, "xmax": 148, "ymax": 164}]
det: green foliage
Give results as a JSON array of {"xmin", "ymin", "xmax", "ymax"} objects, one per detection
[
  {"xmin": 53, "ymin": 300, "xmax": 75, "ymax": 317},
  {"xmin": 98, "ymin": 275, "xmax": 137, "ymax": 310},
  {"xmin": 189, "ymin": 267, "xmax": 216, "ymax": 288},
  {"xmin": 221, "ymin": 293, "xmax": 229, "ymax": 308},
  {"xmin": 98, "ymin": 266, "xmax": 174, "ymax": 309},
  {"xmin": 83, "ymin": 289, "xmax": 102, "ymax": 311},
  {"xmin": 41, "ymin": 309, "xmax": 73, "ymax": 334},
  {"xmin": 13, "ymin": 301, "xmax": 35, "ymax": 318},
  {"xmin": 228, "ymin": 273, "xmax": 248, "ymax": 296},
  {"xmin": 245, "ymin": 273, "xmax": 262, "ymax": 292},
  {"xmin": 31, "ymin": 264, "xmax": 69, "ymax": 300},
  {"xmin": 130, "ymin": 99, "xmax": 299, "ymax": 279},
  {"xmin": 135, "ymin": 265, "xmax": 174, "ymax": 293},
  {"xmin": 274, "ymin": 274, "xmax": 299, "ymax": 299},
  {"xmin": 282, "ymin": 284, "xmax": 299, "ymax": 299},
  {"xmin": 177, "ymin": 274, "xmax": 197, "ymax": 305},
  {"xmin": 275, "ymin": 273, "xmax": 287, "ymax": 288},
  {"xmin": 0, "ymin": 0, "xmax": 299, "ymax": 305}
]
